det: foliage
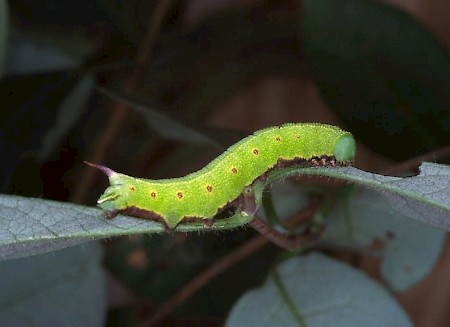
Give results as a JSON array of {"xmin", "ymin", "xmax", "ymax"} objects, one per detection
[{"xmin": 0, "ymin": 0, "xmax": 449, "ymax": 326}]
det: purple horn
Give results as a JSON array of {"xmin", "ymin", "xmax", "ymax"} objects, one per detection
[{"xmin": 84, "ymin": 161, "xmax": 117, "ymax": 177}]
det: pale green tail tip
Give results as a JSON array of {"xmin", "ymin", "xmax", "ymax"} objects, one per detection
[{"xmin": 334, "ymin": 134, "xmax": 356, "ymax": 162}]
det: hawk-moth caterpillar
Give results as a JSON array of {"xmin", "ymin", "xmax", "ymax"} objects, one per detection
[{"xmin": 86, "ymin": 123, "xmax": 355, "ymax": 229}]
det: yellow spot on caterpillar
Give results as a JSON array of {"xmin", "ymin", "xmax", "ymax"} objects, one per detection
[{"xmin": 87, "ymin": 123, "xmax": 355, "ymax": 229}]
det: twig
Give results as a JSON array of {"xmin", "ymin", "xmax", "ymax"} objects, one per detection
[
  {"xmin": 138, "ymin": 235, "xmax": 269, "ymax": 327},
  {"xmin": 139, "ymin": 201, "xmax": 320, "ymax": 327},
  {"xmin": 138, "ymin": 144, "xmax": 448, "ymax": 325},
  {"xmin": 72, "ymin": 0, "xmax": 174, "ymax": 203},
  {"xmin": 249, "ymin": 217, "xmax": 322, "ymax": 251},
  {"xmin": 381, "ymin": 145, "xmax": 450, "ymax": 176}
]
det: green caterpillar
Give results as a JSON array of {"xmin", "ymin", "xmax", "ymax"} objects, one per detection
[{"xmin": 87, "ymin": 123, "xmax": 355, "ymax": 229}]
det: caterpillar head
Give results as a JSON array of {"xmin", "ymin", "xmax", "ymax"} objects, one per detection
[{"xmin": 85, "ymin": 161, "xmax": 138, "ymax": 215}]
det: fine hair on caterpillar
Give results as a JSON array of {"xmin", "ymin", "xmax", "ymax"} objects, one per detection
[{"xmin": 86, "ymin": 123, "xmax": 356, "ymax": 230}]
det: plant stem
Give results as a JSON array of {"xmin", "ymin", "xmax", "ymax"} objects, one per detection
[{"xmin": 249, "ymin": 217, "xmax": 322, "ymax": 251}]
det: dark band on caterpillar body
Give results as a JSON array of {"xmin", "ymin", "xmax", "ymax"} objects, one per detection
[{"xmin": 86, "ymin": 123, "xmax": 356, "ymax": 229}]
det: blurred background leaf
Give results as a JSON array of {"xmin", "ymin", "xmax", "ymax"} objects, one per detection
[
  {"xmin": 323, "ymin": 189, "xmax": 446, "ymax": 292},
  {"xmin": 301, "ymin": 0, "xmax": 450, "ymax": 160},
  {"xmin": 226, "ymin": 254, "xmax": 413, "ymax": 327},
  {"xmin": 1, "ymin": 0, "xmax": 449, "ymax": 325},
  {"xmin": 0, "ymin": 243, "xmax": 105, "ymax": 327}
]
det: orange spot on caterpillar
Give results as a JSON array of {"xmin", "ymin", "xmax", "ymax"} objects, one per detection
[
  {"xmin": 87, "ymin": 123, "xmax": 355, "ymax": 230},
  {"xmin": 129, "ymin": 186, "xmax": 136, "ymax": 192}
]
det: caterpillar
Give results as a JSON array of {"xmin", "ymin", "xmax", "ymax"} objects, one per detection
[{"xmin": 86, "ymin": 123, "xmax": 355, "ymax": 229}]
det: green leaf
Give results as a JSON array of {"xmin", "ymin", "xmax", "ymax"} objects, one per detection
[
  {"xmin": 301, "ymin": 0, "xmax": 450, "ymax": 160},
  {"xmin": 2, "ymin": 163, "xmax": 447, "ymax": 260},
  {"xmin": 268, "ymin": 162, "xmax": 450, "ymax": 230},
  {"xmin": 0, "ymin": 243, "xmax": 105, "ymax": 326},
  {"xmin": 0, "ymin": 195, "xmax": 253, "ymax": 261},
  {"xmin": 323, "ymin": 190, "xmax": 445, "ymax": 292},
  {"xmin": 226, "ymin": 253, "xmax": 412, "ymax": 326}
]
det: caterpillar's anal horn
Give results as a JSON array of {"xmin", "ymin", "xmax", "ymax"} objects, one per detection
[{"xmin": 84, "ymin": 161, "xmax": 117, "ymax": 177}]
